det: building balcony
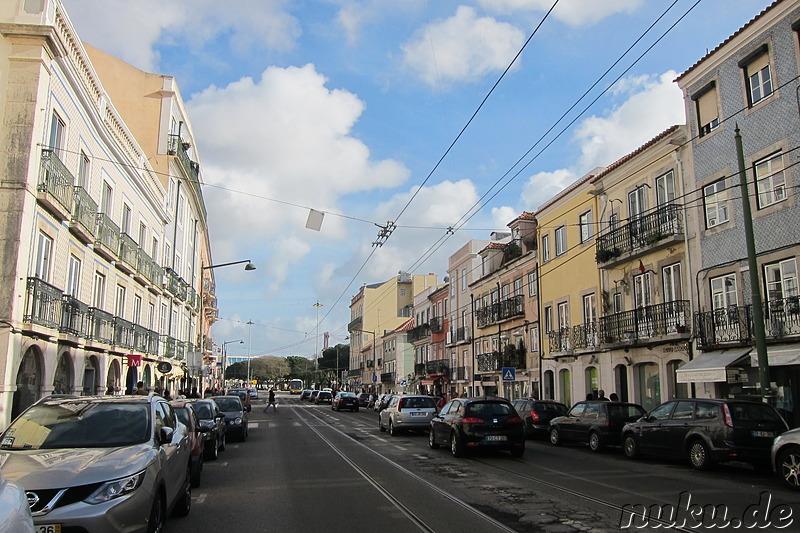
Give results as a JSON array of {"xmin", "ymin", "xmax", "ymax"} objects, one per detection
[
  {"xmin": 408, "ymin": 323, "xmax": 431, "ymax": 342},
  {"xmin": 596, "ymin": 203, "xmax": 683, "ymax": 265},
  {"xmin": 694, "ymin": 298, "xmax": 800, "ymax": 350},
  {"xmin": 549, "ymin": 322, "xmax": 601, "ymax": 354},
  {"xmin": 176, "ymin": 341, "xmax": 187, "ymax": 361},
  {"xmin": 88, "ymin": 307, "xmax": 114, "ymax": 345},
  {"xmin": 599, "ymin": 300, "xmax": 691, "ymax": 345},
  {"xmin": 95, "ymin": 213, "xmax": 120, "ymax": 261},
  {"xmin": 60, "ymin": 294, "xmax": 90, "ymax": 338},
  {"xmin": 381, "ymin": 371, "xmax": 396, "ymax": 384},
  {"xmin": 425, "ymin": 358, "xmax": 449, "ymax": 375},
  {"xmin": 348, "ymin": 369, "xmax": 361, "ymax": 377},
  {"xmin": 451, "ymin": 366, "xmax": 469, "ymax": 381},
  {"xmin": 477, "ymin": 349, "xmax": 526, "ymax": 372},
  {"xmin": 113, "ymin": 317, "xmax": 135, "ymax": 350},
  {"xmin": 118, "ymin": 233, "xmax": 138, "ymax": 275},
  {"xmin": 161, "ymin": 335, "xmax": 177, "ymax": 359},
  {"xmin": 476, "ymin": 295, "xmax": 525, "ymax": 328},
  {"xmin": 38, "ymin": 149, "xmax": 74, "ymax": 221},
  {"xmin": 414, "ymin": 362, "xmax": 426, "ymax": 376},
  {"xmin": 430, "ymin": 316, "xmax": 444, "ymax": 333},
  {"xmin": 164, "ymin": 268, "xmax": 182, "ymax": 300},
  {"xmin": 70, "ymin": 185, "xmax": 98, "ymax": 243},
  {"xmin": 347, "ymin": 315, "xmax": 363, "ymax": 333},
  {"xmin": 24, "ymin": 277, "xmax": 63, "ymax": 330}
]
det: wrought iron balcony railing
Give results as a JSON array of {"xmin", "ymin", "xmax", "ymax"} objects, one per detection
[
  {"xmin": 24, "ymin": 277, "xmax": 62, "ymax": 329},
  {"xmin": 38, "ymin": 149, "xmax": 75, "ymax": 216},
  {"xmin": 381, "ymin": 372, "xmax": 396, "ymax": 383},
  {"xmin": 596, "ymin": 203, "xmax": 683, "ymax": 263},
  {"xmin": 118, "ymin": 233, "xmax": 138, "ymax": 270},
  {"xmin": 96, "ymin": 213, "xmax": 120, "ymax": 255},
  {"xmin": 549, "ymin": 322, "xmax": 601, "ymax": 354},
  {"xmin": 694, "ymin": 297, "xmax": 800, "ymax": 349},
  {"xmin": 347, "ymin": 315, "xmax": 363, "ymax": 332},
  {"xmin": 164, "ymin": 268, "xmax": 181, "ymax": 298},
  {"xmin": 113, "ymin": 317, "xmax": 135, "ymax": 349},
  {"xmin": 456, "ymin": 327, "xmax": 469, "ymax": 343},
  {"xmin": 429, "ymin": 316, "xmax": 444, "ymax": 333},
  {"xmin": 599, "ymin": 300, "xmax": 690, "ymax": 344},
  {"xmin": 425, "ymin": 358, "xmax": 449, "ymax": 375},
  {"xmin": 88, "ymin": 307, "xmax": 114, "ymax": 344},
  {"xmin": 408, "ymin": 323, "xmax": 431, "ymax": 342},
  {"xmin": 60, "ymin": 294, "xmax": 89, "ymax": 337},
  {"xmin": 476, "ymin": 295, "xmax": 525, "ymax": 328},
  {"xmin": 476, "ymin": 349, "xmax": 526, "ymax": 372},
  {"xmin": 414, "ymin": 363, "xmax": 426, "ymax": 376},
  {"xmin": 161, "ymin": 335, "xmax": 177, "ymax": 359},
  {"xmin": 71, "ymin": 185, "xmax": 98, "ymax": 240}
]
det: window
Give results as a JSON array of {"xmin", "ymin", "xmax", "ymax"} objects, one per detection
[
  {"xmin": 101, "ymin": 182, "xmax": 113, "ymax": 214},
  {"xmin": 177, "ymin": 193, "xmax": 185, "ymax": 227},
  {"xmin": 557, "ymin": 302, "xmax": 569, "ymax": 331},
  {"xmin": 633, "ymin": 272, "xmax": 653, "ymax": 309},
  {"xmin": 450, "ymin": 274, "xmax": 455, "ymax": 296},
  {"xmin": 608, "ymin": 212, "xmax": 619, "ymax": 231},
  {"xmin": 139, "ymin": 223, "xmax": 147, "ymax": 247},
  {"xmin": 544, "ymin": 306, "xmax": 552, "ymax": 333},
  {"xmin": 513, "ymin": 278, "xmax": 522, "ymax": 297},
  {"xmin": 754, "ymin": 152, "xmax": 786, "ymax": 208},
  {"xmin": 49, "ymin": 112, "xmax": 65, "ymax": 152},
  {"xmin": 115, "ymin": 285, "xmax": 126, "ymax": 318},
  {"xmin": 461, "ymin": 268, "xmax": 467, "ymax": 291},
  {"xmin": 613, "ymin": 292, "xmax": 623, "ymax": 313},
  {"xmin": 692, "ymin": 82, "xmax": 719, "ymax": 136},
  {"xmin": 711, "ymin": 274, "xmax": 737, "ymax": 310},
  {"xmin": 78, "ymin": 151, "xmax": 90, "ymax": 188},
  {"xmin": 121, "ymin": 203, "xmax": 131, "ymax": 234},
  {"xmin": 133, "ymin": 295, "xmax": 142, "ymax": 324},
  {"xmin": 764, "ymin": 259, "xmax": 798, "ymax": 302},
  {"xmin": 656, "ymin": 170, "xmax": 676, "ymax": 206},
  {"xmin": 582, "ymin": 294, "xmax": 596, "ymax": 325},
  {"xmin": 703, "ymin": 179, "xmax": 729, "ymax": 228},
  {"xmin": 528, "ymin": 269, "xmax": 538, "ymax": 297},
  {"xmin": 151, "ymin": 237, "xmax": 159, "ymax": 261},
  {"xmin": 740, "ymin": 46, "xmax": 773, "ymax": 106},
  {"xmin": 35, "ymin": 231, "xmax": 53, "ymax": 282},
  {"xmin": 662, "ymin": 263, "xmax": 682, "ymax": 302},
  {"xmin": 541, "ymin": 234, "xmax": 550, "ymax": 262},
  {"xmin": 579, "ymin": 211, "xmax": 592, "ymax": 243},
  {"xmin": 92, "ymin": 272, "xmax": 106, "ymax": 309},
  {"xmin": 628, "ymin": 186, "xmax": 647, "ymax": 218},
  {"xmin": 148, "ymin": 302, "xmax": 156, "ymax": 330},
  {"xmin": 66, "ymin": 255, "xmax": 81, "ymax": 297},
  {"xmin": 555, "ymin": 226, "xmax": 566, "ymax": 256}
]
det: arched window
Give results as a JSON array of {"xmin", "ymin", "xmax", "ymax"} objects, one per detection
[
  {"xmin": 559, "ymin": 368, "xmax": 571, "ymax": 407},
  {"xmin": 53, "ymin": 352, "xmax": 73, "ymax": 395},
  {"xmin": 585, "ymin": 367, "xmax": 598, "ymax": 398},
  {"xmin": 12, "ymin": 347, "xmax": 42, "ymax": 419}
]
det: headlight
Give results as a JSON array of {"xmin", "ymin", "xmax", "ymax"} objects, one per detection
[
  {"xmin": 84, "ymin": 471, "xmax": 145, "ymax": 504},
  {"xmin": 234, "ymin": 417, "xmax": 243, "ymax": 424}
]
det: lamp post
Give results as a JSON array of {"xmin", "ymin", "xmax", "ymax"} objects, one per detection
[
  {"xmin": 222, "ymin": 339, "xmax": 243, "ymax": 386},
  {"xmin": 313, "ymin": 301, "xmax": 322, "ymax": 388},
  {"xmin": 198, "ymin": 259, "xmax": 255, "ymax": 397},
  {"xmin": 246, "ymin": 320, "xmax": 254, "ymax": 385}
]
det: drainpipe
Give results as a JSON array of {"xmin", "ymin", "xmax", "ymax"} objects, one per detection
[
  {"xmin": 470, "ymin": 293, "xmax": 476, "ymax": 397},
  {"xmin": 675, "ymin": 149, "xmax": 696, "ymax": 398}
]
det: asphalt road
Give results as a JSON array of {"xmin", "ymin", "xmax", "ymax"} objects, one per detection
[{"xmin": 167, "ymin": 393, "xmax": 799, "ymax": 533}]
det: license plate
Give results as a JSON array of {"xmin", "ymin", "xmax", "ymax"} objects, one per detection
[
  {"xmin": 752, "ymin": 430, "xmax": 775, "ymax": 438},
  {"xmin": 411, "ymin": 412, "xmax": 427, "ymax": 416},
  {"xmin": 485, "ymin": 435, "xmax": 507, "ymax": 441},
  {"xmin": 36, "ymin": 525, "xmax": 61, "ymax": 533}
]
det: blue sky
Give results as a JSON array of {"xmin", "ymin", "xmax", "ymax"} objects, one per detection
[{"xmin": 63, "ymin": 0, "xmax": 773, "ymax": 361}]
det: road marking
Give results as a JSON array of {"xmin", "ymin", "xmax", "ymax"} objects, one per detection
[
  {"xmin": 249, "ymin": 422, "xmax": 259, "ymax": 428},
  {"xmin": 195, "ymin": 494, "xmax": 207, "ymax": 504}
]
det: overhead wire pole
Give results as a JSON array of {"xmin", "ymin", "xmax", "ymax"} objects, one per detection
[
  {"xmin": 247, "ymin": 320, "xmax": 254, "ymax": 385},
  {"xmin": 314, "ymin": 301, "xmax": 323, "ymax": 388}
]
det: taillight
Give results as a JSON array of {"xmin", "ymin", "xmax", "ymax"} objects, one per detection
[
  {"xmin": 461, "ymin": 417, "xmax": 483, "ymax": 424},
  {"xmin": 506, "ymin": 416, "xmax": 522, "ymax": 424},
  {"xmin": 723, "ymin": 403, "xmax": 734, "ymax": 428},
  {"xmin": 397, "ymin": 400, "xmax": 404, "ymax": 412},
  {"xmin": 530, "ymin": 412, "xmax": 539, "ymax": 422}
]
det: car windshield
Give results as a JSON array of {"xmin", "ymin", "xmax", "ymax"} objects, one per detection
[
  {"xmin": 400, "ymin": 397, "xmax": 436, "ymax": 409},
  {"xmin": 537, "ymin": 402, "xmax": 568, "ymax": 414},
  {"xmin": 319, "ymin": 392, "xmax": 331, "ymax": 398},
  {"xmin": 1, "ymin": 402, "xmax": 149, "ymax": 450},
  {"xmin": 730, "ymin": 403, "xmax": 784, "ymax": 423},
  {"xmin": 174, "ymin": 407, "xmax": 190, "ymax": 427},
  {"xmin": 339, "ymin": 392, "xmax": 356, "ymax": 398},
  {"xmin": 608, "ymin": 404, "xmax": 646, "ymax": 421},
  {"xmin": 466, "ymin": 402, "xmax": 513, "ymax": 417},
  {"xmin": 214, "ymin": 398, "xmax": 242, "ymax": 411},
  {"xmin": 192, "ymin": 402, "xmax": 213, "ymax": 419}
]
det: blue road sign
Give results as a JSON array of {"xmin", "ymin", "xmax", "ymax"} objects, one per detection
[{"xmin": 502, "ymin": 367, "xmax": 516, "ymax": 381}]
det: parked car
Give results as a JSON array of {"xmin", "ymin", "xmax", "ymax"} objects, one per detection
[
  {"xmin": 228, "ymin": 388, "xmax": 249, "ymax": 399},
  {"xmin": 429, "ymin": 398, "xmax": 525, "ymax": 457},
  {"xmin": 213, "ymin": 395, "xmax": 249, "ymax": 442},
  {"xmin": 550, "ymin": 401, "xmax": 646, "ymax": 452},
  {"xmin": 332, "ymin": 391, "xmax": 360, "ymax": 412},
  {"xmin": 374, "ymin": 394, "xmax": 394, "ymax": 412},
  {"xmin": 357, "ymin": 393, "xmax": 371, "ymax": 407},
  {"xmin": 772, "ymin": 427, "xmax": 800, "ymax": 491},
  {"xmin": 0, "ymin": 473, "xmax": 34, "ymax": 533},
  {"xmin": 310, "ymin": 390, "xmax": 321, "ymax": 403},
  {"xmin": 187, "ymin": 399, "xmax": 226, "ymax": 460},
  {"xmin": 511, "ymin": 399, "xmax": 569, "ymax": 439},
  {"xmin": 380, "ymin": 395, "xmax": 438, "ymax": 435},
  {"xmin": 621, "ymin": 399, "xmax": 789, "ymax": 470},
  {"xmin": 171, "ymin": 400, "xmax": 205, "ymax": 487},
  {"xmin": 315, "ymin": 391, "xmax": 333, "ymax": 405},
  {"xmin": 0, "ymin": 395, "xmax": 192, "ymax": 532},
  {"xmin": 300, "ymin": 389, "xmax": 313, "ymax": 400}
]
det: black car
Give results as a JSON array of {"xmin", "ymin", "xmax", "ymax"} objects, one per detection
[
  {"xmin": 549, "ymin": 401, "xmax": 646, "ymax": 452},
  {"xmin": 212, "ymin": 396, "xmax": 249, "ymax": 442},
  {"xmin": 187, "ymin": 399, "xmax": 226, "ymax": 460},
  {"xmin": 429, "ymin": 398, "xmax": 525, "ymax": 458},
  {"xmin": 622, "ymin": 398, "xmax": 789, "ymax": 470},
  {"xmin": 357, "ymin": 393, "xmax": 371, "ymax": 407},
  {"xmin": 332, "ymin": 391, "xmax": 359, "ymax": 411},
  {"xmin": 315, "ymin": 391, "xmax": 333, "ymax": 405},
  {"xmin": 511, "ymin": 399, "xmax": 569, "ymax": 438}
]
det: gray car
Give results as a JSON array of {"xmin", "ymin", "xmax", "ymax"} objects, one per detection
[
  {"xmin": 379, "ymin": 395, "xmax": 438, "ymax": 435},
  {"xmin": 772, "ymin": 427, "xmax": 800, "ymax": 491},
  {"xmin": 0, "ymin": 394, "xmax": 192, "ymax": 532}
]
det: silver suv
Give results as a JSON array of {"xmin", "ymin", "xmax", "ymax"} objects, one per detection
[
  {"xmin": 379, "ymin": 395, "xmax": 438, "ymax": 435},
  {"xmin": 0, "ymin": 394, "xmax": 192, "ymax": 532}
]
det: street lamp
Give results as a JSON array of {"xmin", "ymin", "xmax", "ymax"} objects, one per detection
[
  {"xmin": 222, "ymin": 339, "xmax": 243, "ymax": 385},
  {"xmin": 198, "ymin": 259, "xmax": 255, "ymax": 397}
]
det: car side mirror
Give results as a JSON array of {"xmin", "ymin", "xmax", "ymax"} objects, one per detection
[{"xmin": 159, "ymin": 426, "xmax": 175, "ymax": 444}]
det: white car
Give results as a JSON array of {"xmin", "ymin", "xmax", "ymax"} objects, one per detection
[
  {"xmin": 772, "ymin": 427, "xmax": 800, "ymax": 491},
  {"xmin": 0, "ymin": 473, "xmax": 34, "ymax": 533}
]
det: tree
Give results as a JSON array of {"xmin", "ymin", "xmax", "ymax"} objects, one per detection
[{"xmin": 249, "ymin": 356, "xmax": 291, "ymax": 385}]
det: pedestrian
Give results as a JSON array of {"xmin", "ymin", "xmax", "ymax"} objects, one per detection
[
  {"xmin": 187, "ymin": 387, "xmax": 200, "ymax": 399},
  {"xmin": 586, "ymin": 393, "xmax": 594, "ymax": 401},
  {"xmin": 264, "ymin": 388, "xmax": 277, "ymax": 413},
  {"xmin": 163, "ymin": 388, "xmax": 172, "ymax": 401},
  {"xmin": 436, "ymin": 393, "xmax": 446, "ymax": 410},
  {"xmin": 609, "ymin": 392, "xmax": 619, "ymax": 402},
  {"xmin": 134, "ymin": 381, "xmax": 147, "ymax": 395},
  {"xmin": 597, "ymin": 389, "xmax": 609, "ymax": 401},
  {"xmin": 241, "ymin": 391, "xmax": 251, "ymax": 412}
]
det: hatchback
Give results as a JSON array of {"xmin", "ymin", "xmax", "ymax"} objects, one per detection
[
  {"xmin": 0, "ymin": 395, "xmax": 192, "ymax": 532},
  {"xmin": 622, "ymin": 399, "xmax": 789, "ymax": 470},
  {"xmin": 187, "ymin": 398, "xmax": 226, "ymax": 460},
  {"xmin": 357, "ymin": 393, "xmax": 371, "ymax": 407},
  {"xmin": 550, "ymin": 401, "xmax": 646, "ymax": 452},
  {"xmin": 379, "ymin": 395, "xmax": 436, "ymax": 435},
  {"xmin": 373, "ymin": 394, "xmax": 393, "ymax": 412},
  {"xmin": 332, "ymin": 392, "xmax": 359, "ymax": 412},
  {"xmin": 315, "ymin": 391, "xmax": 333, "ymax": 404},
  {"xmin": 310, "ymin": 390, "xmax": 321, "ymax": 403},
  {"xmin": 171, "ymin": 400, "xmax": 205, "ymax": 487},
  {"xmin": 772, "ymin": 427, "xmax": 800, "ymax": 491},
  {"xmin": 429, "ymin": 398, "xmax": 525, "ymax": 457},
  {"xmin": 300, "ymin": 389, "xmax": 313, "ymax": 400},
  {"xmin": 511, "ymin": 399, "xmax": 569, "ymax": 438},
  {"xmin": 212, "ymin": 395, "xmax": 249, "ymax": 442}
]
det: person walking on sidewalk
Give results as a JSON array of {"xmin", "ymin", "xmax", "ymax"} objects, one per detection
[{"xmin": 264, "ymin": 388, "xmax": 278, "ymax": 413}]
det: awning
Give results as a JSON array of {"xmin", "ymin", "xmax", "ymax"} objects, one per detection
[
  {"xmin": 750, "ymin": 346, "xmax": 800, "ymax": 367},
  {"xmin": 676, "ymin": 349, "xmax": 751, "ymax": 383},
  {"xmin": 421, "ymin": 379, "xmax": 435, "ymax": 386}
]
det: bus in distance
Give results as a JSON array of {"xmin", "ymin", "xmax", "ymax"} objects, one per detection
[{"xmin": 289, "ymin": 379, "xmax": 303, "ymax": 394}]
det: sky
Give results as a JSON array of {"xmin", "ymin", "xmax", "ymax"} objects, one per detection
[{"xmin": 62, "ymin": 0, "xmax": 774, "ymax": 361}]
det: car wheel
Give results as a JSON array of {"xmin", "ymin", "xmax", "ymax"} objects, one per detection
[
  {"xmin": 172, "ymin": 467, "xmax": 192, "ymax": 517},
  {"xmin": 588, "ymin": 431, "xmax": 603, "ymax": 452},
  {"xmin": 429, "ymin": 429, "xmax": 440, "ymax": 449},
  {"xmin": 219, "ymin": 433, "xmax": 226, "ymax": 452},
  {"xmin": 379, "ymin": 416, "xmax": 386, "ymax": 432},
  {"xmin": 389, "ymin": 420, "xmax": 399, "ymax": 437},
  {"xmin": 354, "ymin": 406, "xmax": 359, "ymax": 412},
  {"xmin": 206, "ymin": 437, "xmax": 218, "ymax": 461},
  {"xmin": 241, "ymin": 425, "xmax": 248, "ymax": 442},
  {"xmin": 511, "ymin": 443, "xmax": 525, "ymax": 458},
  {"xmin": 549, "ymin": 427, "xmax": 561, "ymax": 446},
  {"xmin": 689, "ymin": 440, "xmax": 713, "ymax": 471},
  {"xmin": 146, "ymin": 494, "xmax": 165, "ymax": 533},
  {"xmin": 190, "ymin": 458, "xmax": 202, "ymax": 488},
  {"xmin": 777, "ymin": 447, "xmax": 800, "ymax": 491},
  {"xmin": 450, "ymin": 431, "xmax": 464, "ymax": 458},
  {"xmin": 623, "ymin": 434, "xmax": 639, "ymax": 459}
]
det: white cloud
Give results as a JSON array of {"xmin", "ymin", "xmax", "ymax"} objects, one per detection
[
  {"xmin": 574, "ymin": 71, "xmax": 684, "ymax": 170},
  {"xmin": 477, "ymin": 0, "xmax": 643, "ymax": 27},
  {"xmin": 63, "ymin": 0, "xmax": 301, "ymax": 72},
  {"xmin": 520, "ymin": 168, "xmax": 578, "ymax": 211},
  {"xmin": 401, "ymin": 6, "xmax": 526, "ymax": 87},
  {"xmin": 491, "ymin": 206, "xmax": 518, "ymax": 230}
]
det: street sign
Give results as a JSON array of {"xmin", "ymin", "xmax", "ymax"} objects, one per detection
[
  {"xmin": 372, "ymin": 374, "xmax": 377, "ymax": 382},
  {"xmin": 502, "ymin": 367, "xmax": 516, "ymax": 381}
]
